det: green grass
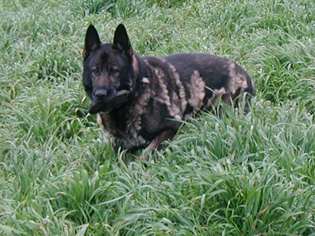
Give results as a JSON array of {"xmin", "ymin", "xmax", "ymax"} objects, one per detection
[{"xmin": 1, "ymin": 0, "xmax": 315, "ymax": 235}]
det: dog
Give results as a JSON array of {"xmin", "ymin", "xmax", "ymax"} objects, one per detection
[{"xmin": 82, "ymin": 24, "xmax": 255, "ymax": 157}]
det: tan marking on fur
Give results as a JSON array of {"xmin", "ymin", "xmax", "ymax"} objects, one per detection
[
  {"xmin": 164, "ymin": 60, "xmax": 187, "ymax": 118},
  {"xmin": 227, "ymin": 62, "xmax": 251, "ymax": 108},
  {"xmin": 228, "ymin": 62, "xmax": 248, "ymax": 94},
  {"xmin": 132, "ymin": 54, "xmax": 139, "ymax": 74},
  {"xmin": 207, "ymin": 88, "xmax": 229, "ymax": 106},
  {"xmin": 160, "ymin": 59, "xmax": 187, "ymax": 114},
  {"xmin": 127, "ymin": 60, "xmax": 152, "ymax": 134},
  {"xmin": 132, "ymin": 91, "xmax": 151, "ymax": 131},
  {"xmin": 123, "ymin": 130, "xmax": 147, "ymax": 149},
  {"xmin": 183, "ymin": 114, "xmax": 192, "ymax": 120},
  {"xmin": 144, "ymin": 58, "xmax": 186, "ymax": 120},
  {"xmin": 150, "ymin": 66, "xmax": 173, "ymax": 114},
  {"xmin": 97, "ymin": 113, "xmax": 111, "ymax": 143},
  {"xmin": 188, "ymin": 70, "xmax": 206, "ymax": 109},
  {"xmin": 153, "ymin": 65, "xmax": 181, "ymax": 120},
  {"xmin": 154, "ymin": 68, "xmax": 171, "ymax": 105}
]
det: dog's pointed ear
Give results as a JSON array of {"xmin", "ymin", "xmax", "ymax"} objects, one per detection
[
  {"xmin": 113, "ymin": 24, "xmax": 133, "ymax": 58},
  {"xmin": 83, "ymin": 25, "xmax": 101, "ymax": 60}
]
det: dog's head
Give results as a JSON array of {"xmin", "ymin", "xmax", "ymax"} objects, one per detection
[{"xmin": 83, "ymin": 24, "xmax": 137, "ymax": 113}]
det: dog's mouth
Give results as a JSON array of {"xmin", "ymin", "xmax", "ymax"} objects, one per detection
[{"xmin": 89, "ymin": 90, "xmax": 130, "ymax": 114}]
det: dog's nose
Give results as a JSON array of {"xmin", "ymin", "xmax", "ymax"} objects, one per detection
[
  {"xmin": 95, "ymin": 89, "xmax": 108, "ymax": 99},
  {"xmin": 94, "ymin": 89, "xmax": 115, "ymax": 102}
]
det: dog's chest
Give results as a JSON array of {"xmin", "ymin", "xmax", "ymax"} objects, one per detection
[{"xmin": 97, "ymin": 108, "xmax": 149, "ymax": 149}]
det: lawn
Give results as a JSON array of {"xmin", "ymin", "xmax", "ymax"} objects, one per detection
[{"xmin": 0, "ymin": 0, "xmax": 315, "ymax": 235}]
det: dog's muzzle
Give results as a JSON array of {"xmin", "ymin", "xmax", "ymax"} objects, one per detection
[
  {"xmin": 92, "ymin": 88, "xmax": 116, "ymax": 103},
  {"xmin": 89, "ymin": 89, "xmax": 130, "ymax": 114}
]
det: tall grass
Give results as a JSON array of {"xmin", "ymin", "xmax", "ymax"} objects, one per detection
[{"xmin": 1, "ymin": 0, "xmax": 315, "ymax": 235}]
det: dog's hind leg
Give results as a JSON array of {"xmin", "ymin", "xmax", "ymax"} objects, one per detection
[{"xmin": 140, "ymin": 129, "xmax": 177, "ymax": 160}]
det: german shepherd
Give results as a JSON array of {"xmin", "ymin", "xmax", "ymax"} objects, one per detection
[{"xmin": 82, "ymin": 24, "xmax": 255, "ymax": 157}]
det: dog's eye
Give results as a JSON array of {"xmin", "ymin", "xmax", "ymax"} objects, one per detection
[
  {"xmin": 109, "ymin": 68, "xmax": 119, "ymax": 76},
  {"xmin": 91, "ymin": 67, "xmax": 100, "ymax": 76}
]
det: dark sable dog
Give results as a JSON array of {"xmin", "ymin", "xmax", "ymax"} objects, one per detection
[{"xmin": 83, "ymin": 24, "xmax": 255, "ymax": 156}]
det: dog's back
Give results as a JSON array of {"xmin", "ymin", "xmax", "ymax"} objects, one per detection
[{"xmin": 142, "ymin": 53, "xmax": 254, "ymax": 118}]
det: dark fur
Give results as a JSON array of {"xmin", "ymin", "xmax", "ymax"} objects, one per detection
[{"xmin": 82, "ymin": 24, "xmax": 255, "ymax": 155}]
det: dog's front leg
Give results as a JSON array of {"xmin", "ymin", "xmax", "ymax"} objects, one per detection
[{"xmin": 140, "ymin": 130, "xmax": 176, "ymax": 160}]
